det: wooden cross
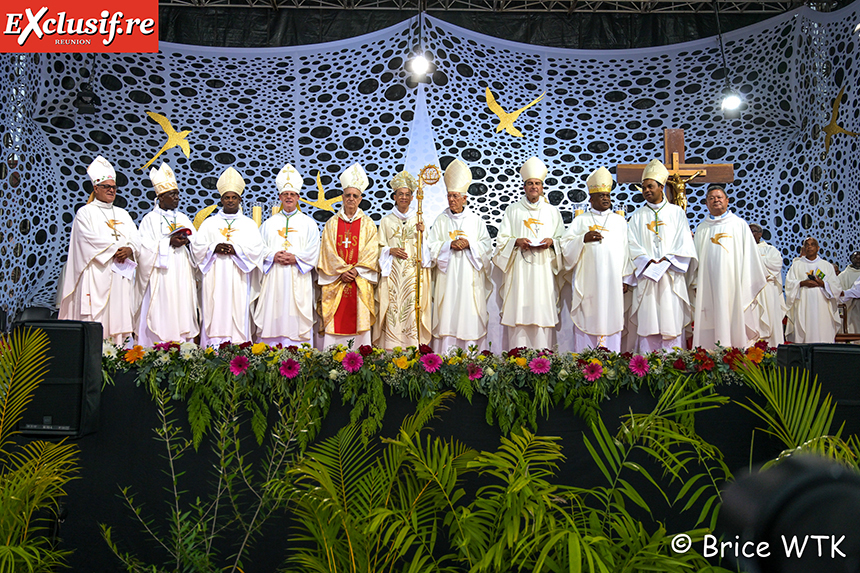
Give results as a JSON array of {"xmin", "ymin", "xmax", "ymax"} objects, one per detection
[{"xmin": 616, "ymin": 128, "xmax": 734, "ymax": 210}]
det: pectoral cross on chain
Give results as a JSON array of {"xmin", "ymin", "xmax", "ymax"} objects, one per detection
[{"xmin": 341, "ymin": 232, "xmax": 355, "ymax": 250}]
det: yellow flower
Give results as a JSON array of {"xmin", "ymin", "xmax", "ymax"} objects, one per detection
[
  {"xmin": 205, "ymin": 347, "xmax": 215, "ymax": 355},
  {"xmin": 589, "ymin": 358, "xmax": 603, "ymax": 367},
  {"xmin": 448, "ymin": 356, "xmax": 462, "ymax": 365},
  {"xmin": 334, "ymin": 351, "xmax": 346, "ymax": 363},
  {"xmin": 515, "ymin": 357, "xmax": 527, "ymax": 368},
  {"xmin": 393, "ymin": 356, "xmax": 409, "ymax": 370},
  {"xmin": 251, "ymin": 342, "xmax": 267, "ymax": 355},
  {"xmin": 476, "ymin": 354, "xmax": 486, "ymax": 362},
  {"xmin": 304, "ymin": 351, "xmax": 313, "ymax": 360}
]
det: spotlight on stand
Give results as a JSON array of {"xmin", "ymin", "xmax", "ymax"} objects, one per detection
[
  {"xmin": 721, "ymin": 88, "xmax": 742, "ymax": 119},
  {"xmin": 72, "ymin": 82, "xmax": 101, "ymax": 115},
  {"xmin": 405, "ymin": 53, "xmax": 436, "ymax": 88}
]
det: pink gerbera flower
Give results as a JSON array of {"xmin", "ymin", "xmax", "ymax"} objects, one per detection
[
  {"xmin": 529, "ymin": 357, "xmax": 551, "ymax": 375},
  {"xmin": 467, "ymin": 363, "xmax": 483, "ymax": 381},
  {"xmin": 342, "ymin": 352, "xmax": 363, "ymax": 373},
  {"xmin": 583, "ymin": 362, "xmax": 603, "ymax": 382},
  {"xmin": 629, "ymin": 355, "xmax": 650, "ymax": 378},
  {"xmin": 420, "ymin": 353, "xmax": 443, "ymax": 373},
  {"xmin": 280, "ymin": 359, "xmax": 301, "ymax": 379},
  {"xmin": 229, "ymin": 355, "xmax": 250, "ymax": 376}
]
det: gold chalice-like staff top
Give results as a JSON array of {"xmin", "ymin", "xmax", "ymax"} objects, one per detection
[{"xmin": 414, "ymin": 164, "xmax": 441, "ymax": 344}]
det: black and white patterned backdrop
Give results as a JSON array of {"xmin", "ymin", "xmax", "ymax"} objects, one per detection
[{"xmin": 0, "ymin": 3, "xmax": 858, "ymax": 318}]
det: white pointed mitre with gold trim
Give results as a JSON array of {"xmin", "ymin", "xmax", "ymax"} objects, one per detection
[
  {"xmin": 339, "ymin": 163, "xmax": 369, "ymax": 193},
  {"xmin": 641, "ymin": 159, "xmax": 669, "ymax": 186},
  {"xmin": 217, "ymin": 167, "xmax": 245, "ymax": 196},
  {"xmin": 389, "ymin": 170, "xmax": 417, "ymax": 192},
  {"xmin": 587, "ymin": 166, "xmax": 613, "ymax": 194},
  {"xmin": 150, "ymin": 162, "xmax": 178, "ymax": 196},
  {"xmin": 444, "ymin": 159, "xmax": 472, "ymax": 195},
  {"xmin": 87, "ymin": 155, "xmax": 116, "ymax": 185},
  {"xmin": 276, "ymin": 163, "xmax": 303, "ymax": 194},
  {"xmin": 520, "ymin": 156, "xmax": 548, "ymax": 183}
]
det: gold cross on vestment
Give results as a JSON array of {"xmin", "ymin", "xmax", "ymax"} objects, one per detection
[{"xmin": 106, "ymin": 220, "xmax": 123, "ymax": 240}]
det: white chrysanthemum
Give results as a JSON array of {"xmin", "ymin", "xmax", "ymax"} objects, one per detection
[
  {"xmin": 179, "ymin": 342, "xmax": 197, "ymax": 360},
  {"xmin": 329, "ymin": 370, "xmax": 339, "ymax": 380},
  {"xmin": 155, "ymin": 354, "xmax": 170, "ymax": 366},
  {"xmin": 103, "ymin": 342, "xmax": 117, "ymax": 358}
]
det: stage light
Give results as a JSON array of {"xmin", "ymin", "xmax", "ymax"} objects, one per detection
[
  {"xmin": 412, "ymin": 55, "xmax": 429, "ymax": 76},
  {"xmin": 72, "ymin": 82, "xmax": 101, "ymax": 115},
  {"xmin": 721, "ymin": 89, "xmax": 741, "ymax": 119}
]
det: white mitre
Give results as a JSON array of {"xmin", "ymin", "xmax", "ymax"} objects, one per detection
[
  {"xmin": 217, "ymin": 167, "xmax": 245, "ymax": 196},
  {"xmin": 520, "ymin": 156, "xmax": 548, "ymax": 183},
  {"xmin": 276, "ymin": 163, "xmax": 303, "ymax": 194},
  {"xmin": 444, "ymin": 159, "xmax": 472, "ymax": 195},
  {"xmin": 641, "ymin": 159, "xmax": 669, "ymax": 186},
  {"xmin": 339, "ymin": 163, "xmax": 369, "ymax": 193},
  {"xmin": 87, "ymin": 155, "xmax": 116, "ymax": 185},
  {"xmin": 150, "ymin": 162, "xmax": 178, "ymax": 196},
  {"xmin": 587, "ymin": 166, "xmax": 613, "ymax": 194}
]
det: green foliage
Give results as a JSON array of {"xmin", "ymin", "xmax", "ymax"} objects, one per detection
[
  {"xmin": 280, "ymin": 391, "xmax": 478, "ymax": 573},
  {"xmin": 102, "ymin": 368, "xmax": 318, "ymax": 573},
  {"xmin": 0, "ymin": 328, "xmax": 78, "ymax": 573},
  {"xmin": 737, "ymin": 361, "xmax": 858, "ymax": 468}
]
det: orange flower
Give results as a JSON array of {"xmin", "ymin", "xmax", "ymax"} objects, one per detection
[
  {"xmin": 745, "ymin": 346, "xmax": 765, "ymax": 364},
  {"xmin": 515, "ymin": 357, "xmax": 527, "ymax": 368},
  {"xmin": 124, "ymin": 345, "xmax": 146, "ymax": 364}
]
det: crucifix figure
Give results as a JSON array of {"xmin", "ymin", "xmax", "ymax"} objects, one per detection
[{"xmin": 616, "ymin": 129, "xmax": 734, "ymax": 211}]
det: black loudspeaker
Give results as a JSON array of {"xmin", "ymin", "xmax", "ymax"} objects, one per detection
[
  {"xmin": 776, "ymin": 343, "xmax": 860, "ymax": 436},
  {"xmin": 13, "ymin": 320, "xmax": 102, "ymax": 438}
]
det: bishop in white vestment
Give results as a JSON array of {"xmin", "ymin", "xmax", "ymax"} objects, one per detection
[
  {"xmin": 135, "ymin": 162, "xmax": 200, "ymax": 346},
  {"xmin": 626, "ymin": 159, "xmax": 697, "ymax": 352},
  {"xmin": 428, "ymin": 159, "xmax": 493, "ymax": 353},
  {"xmin": 561, "ymin": 166, "xmax": 632, "ymax": 352},
  {"xmin": 493, "ymin": 157, "xmax": 564, "ymax": 349},
  {"xmin": 192, "ymin": 167, "xmax": 267, "ymax": 347},
  {"xmin": 375, "ymin": 171, "xmax": 432, "ymax": 349},
  {"xmin": 784, "ymin": 237, "xmax": 841, "ymax": 343},
  {"xmin": 689, "ymin": 186, "xmax": 768, "ymax": 349},
  {"xmin": 59, "ymin": 156, "xmax": 140, "ymax": 346},
  {"xmin": 838, "ymin": 251, "xmax": 860, "ymax": 334},
  {"xmin": 750, "ymin": 224, "xmax": 787, "ymax": 346},
  {"xmin": 253, "ymin": 164, "xmax": 320, "ymax": 346}
]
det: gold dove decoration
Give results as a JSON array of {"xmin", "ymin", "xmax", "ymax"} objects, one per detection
[
  {"xmin": 710, "ymin": 233, "xmax": 731, "ymax": 251},
  {"xmin": 297, "ymin": 172, "xmax": 343, "ymax": 212},
  {"xmin": 485, "ymin": 87, "xmax": 545, "ymax": 138},
  {"xmin": 646, "ymin": 220, "xmax": 665, "ymax": 235},
  {"xmin": 449, "ymin": 230, "xmax": 467, "ymax": 241},
  {"xmin": 523, "ymin": 217, "xmax": 543, "ymax": 236},
  {"xmin": 278, "ymin": 227, "xmax": 297, "ymax": 248},
  {"xmin": 139, "ymin": 111, "xmax": 192, "ymax": 171},
  {"xmin": 588, "ymin": 224, "xmax": 608, "ymax": 233},
  {"xmin": 193, "ymin": 204, "xmax": 218, "ymax": 230},
  {"xmin": 106, "ymin": 219, "xmax": 123, "ymax": 239},
  {"xmin": 821, "ymin": 85, "xmax": 857, "ymax": 158},
  {"xmin": 220, "ymin": 227, "xmax": 236, "ymax": 241}
]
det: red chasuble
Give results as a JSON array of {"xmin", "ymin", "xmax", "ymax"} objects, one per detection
[{"xmin": 332, "ymin": 217, "xmax": 362, "ymax": 335}]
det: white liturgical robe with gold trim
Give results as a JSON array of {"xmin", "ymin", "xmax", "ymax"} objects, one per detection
[
  {"xmin": 59, "ymin": 199, "xmax": 140, "ymax": 345},
  {"xmin": 785, "ymin": 256, "xmax": 841, "ymax": 343},
  {"xmin": 690, "ymin": 211, "xmax": 768, "ymax": 349}
]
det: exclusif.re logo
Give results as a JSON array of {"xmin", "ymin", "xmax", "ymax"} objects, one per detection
[{"xmin": 2, "ymin": 1, "xmax": 158, "ymax": 53}]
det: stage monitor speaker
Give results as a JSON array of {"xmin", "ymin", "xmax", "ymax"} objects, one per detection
[{"xmin": 13, "ymin": 320, "xmax": 102, "ymax": 438}]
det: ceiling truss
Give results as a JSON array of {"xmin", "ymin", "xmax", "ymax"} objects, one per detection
[{"xmin": 159, "ymin": 0, "xmax": 811, "ymax": 13}]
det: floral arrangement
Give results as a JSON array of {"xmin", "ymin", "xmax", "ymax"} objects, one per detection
[{"xmin": 103, "ymin": 339, "xmax": 777, "ymax": 437}]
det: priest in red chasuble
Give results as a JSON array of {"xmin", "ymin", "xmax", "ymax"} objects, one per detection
[{"xmin": 318, "ymin": 163, "xmax": 379, "ymax": 348}]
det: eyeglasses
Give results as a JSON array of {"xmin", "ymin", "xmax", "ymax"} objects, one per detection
[{"xmin": 96, "ymin": 184, "xmax": 117, "ymax": 191}]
